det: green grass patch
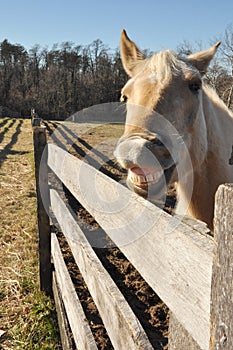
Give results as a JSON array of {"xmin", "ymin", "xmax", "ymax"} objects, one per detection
[{"xmin": 13, "ymin": 292, "xmax": 61, "ymax": 349}]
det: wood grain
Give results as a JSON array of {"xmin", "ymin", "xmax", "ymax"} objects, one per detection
[
  {"xmin": 51, "ymin": 232, "xmax": 98, "ymax": 350},
  {"xmin": 48, "ymin": 143, "xmax": 214, "ymax": 349},
  {"xmin": 50, "ymin": 189, "xmax": 154, "ymax": 350},
  {"xmin": 33, "ymin": 126, "xmax": 52, "ymax": 296},
  {"xmin": 169, "ymin": 313, "xmax": 202, "ymax": 350},
  {"xmin": 210, "ymin": 184, "xmax": 233, "ymax": 350},
  {"xmin": 52, "ymin": 274, "xmax": 74, "ymax": 350}
]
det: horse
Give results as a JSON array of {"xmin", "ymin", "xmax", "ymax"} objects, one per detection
[{"xmin": 114, "ymin": 29, "xmax": 233, "ymax": 231}]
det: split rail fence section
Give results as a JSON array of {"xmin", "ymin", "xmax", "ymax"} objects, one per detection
[{"xmin": 33, "ymin": 124, "xmax": 233, "ymax": 350}]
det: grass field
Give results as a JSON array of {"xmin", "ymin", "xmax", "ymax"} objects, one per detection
[{"xmin": 0, "ymin": 118, "xmax": 61, "ymax": 349}]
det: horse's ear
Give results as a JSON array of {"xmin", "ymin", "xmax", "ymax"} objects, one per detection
[
  {"xmin": 120, "ymin": 29, "xmax": 145, "ymax": 76},
  {"xmin": 187, "ymin": 42, "xmax": 221, "ymax": 76}
]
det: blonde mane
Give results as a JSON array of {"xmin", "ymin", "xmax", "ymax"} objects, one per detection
[{"xmin": 145, "ymin": 50, "xmax": 196, "ymax": 82}]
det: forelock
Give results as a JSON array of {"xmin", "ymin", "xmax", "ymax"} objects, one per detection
[{"xmin": 146, "ymin": 50, "xmax": 188, "ymax": 82}]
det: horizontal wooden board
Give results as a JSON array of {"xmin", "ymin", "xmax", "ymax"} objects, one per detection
[
  {"xmin": 50, "ymin": 189, "xmax": 154, "ymax": 350},
  {"xmin": 169, "ymin": 313, "xmax": 202, "ymax": 350},
  {"xmin": 48, "ymin": 143, "xmax": 214, "ymax": 350},
  {"xmin": 52, "ymin": 274, "xmax": 74, "ymax": 350},
  {"xmin": 51, "ymin": 233, "xmax": 98, "ymax": 350}
]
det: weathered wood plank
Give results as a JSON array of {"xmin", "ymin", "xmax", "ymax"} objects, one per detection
[
  {"xmin": 51, "ymin": 232, "xmax": 98, "ymax": 350},
  {"xmin": 33, "ymin": 126, "xmax": 52, "ymax": 296},
  {"xmin": 210, "ymin": 184, "xmax": 233, "ymax": 349},
  {"xmin": 52, "ymin": 274, "xmax": 74, "ymax": 350},
  {"xmin": 169, "ymin": 313, "xmax": 202, "ymax": 350},
  {"xmin": 48, "ymin": 143, "xmax": 213, "ymax": 350},
  {"xmin": 50, "ymin": 189, "xmax": 154, "ymax": 350}
]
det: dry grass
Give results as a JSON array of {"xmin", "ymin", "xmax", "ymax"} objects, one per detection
[{"xmin": 0, "ymin": 118, "xmax": 61, "ymax": 349}]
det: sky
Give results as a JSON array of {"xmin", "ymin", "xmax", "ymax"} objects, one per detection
[{"xmin": 1, "ymin": 0, "xmax": 233, "ymax": 53}]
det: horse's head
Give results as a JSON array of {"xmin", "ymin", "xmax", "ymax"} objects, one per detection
[{"xmin": 115, "ymin": 30, "xmax": 220, "ymax": 200}]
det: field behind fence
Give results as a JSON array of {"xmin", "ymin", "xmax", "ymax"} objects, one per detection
[{"xmin": 0, "ymin": 118, "xmax": 61, "ymax": 349}]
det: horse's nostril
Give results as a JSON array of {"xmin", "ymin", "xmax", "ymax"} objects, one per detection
[
  {"xmin": 145, "ymin": 139, "xmax": 171, "ymax": 160},
  {"xmin": 146, "ymin": 138, "xmax": 164, "ymax": 148},
  {"xmin": 152, "ymin": 138, "xmax": 164, "ymax": 147}
]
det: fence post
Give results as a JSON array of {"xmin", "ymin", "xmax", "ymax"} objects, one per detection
[
  {"xmin": 210, "ymin": 183, "xmax": 233, "ymax": 349},
  {"xmin": 31, "ymin": 108, "xmax": 41, "ymax": 127},
  {"xmin": 33, "ymin": 125, "xmax": 52, "ymax": 296}
]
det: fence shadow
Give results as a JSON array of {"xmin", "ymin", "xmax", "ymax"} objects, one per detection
[
  {"xmin": 0, "ymin": 119, "xmax": 27, "ymax": 168},
  {"xmin": 44, "ymin": 121, "xmax": 126, "ymax": 182},
  {"xmin": 0, "ymin": 119, "xmax": 17, "ymax": 143},
  {"xmin": 0, "ymin": 118, "xmax": 11, "ymax": 129}
]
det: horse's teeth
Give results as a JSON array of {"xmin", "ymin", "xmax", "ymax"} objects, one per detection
[
  {"xmin": 129, "ymin": 169, "xmax": 163, "ymax": 185},
  {"xmin": 146, "ymin": 174, "xmax": 154, "ymax": 182},
  {"xmin": 137, "ymin": 175, "xmax": 145, "ymax": 183}
]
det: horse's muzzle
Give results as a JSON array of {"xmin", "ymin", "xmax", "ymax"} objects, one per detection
[
  {"xmin": 115, "ymin": 133, "xmax": 174, "ymax": 169},
  {"xmin": 114, "ymin": 134, "xmax": 176, "ymax": 199}
]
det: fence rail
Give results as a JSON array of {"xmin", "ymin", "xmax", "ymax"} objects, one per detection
[{"xmin": 33, "ymin": 123, "xmax": 233, "ymax": 350}]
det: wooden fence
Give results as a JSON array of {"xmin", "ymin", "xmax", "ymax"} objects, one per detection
[{"xmin": 33, "ymin": 123, "xmax": 233, "ymax": 350}]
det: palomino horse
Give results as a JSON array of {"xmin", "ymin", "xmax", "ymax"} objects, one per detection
[{"xmin": 115, "ymin": 30, "xmax": 233, "ymax": 231}]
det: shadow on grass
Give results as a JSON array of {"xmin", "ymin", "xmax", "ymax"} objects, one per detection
[
  {"xmin": 0, "ymin": 118, "xmax": 11, "ymax": 129},
  {"xmin": 0, "ymin": 118, "xmax": 17, "ymax": 143},
  {"xmin": 43, "ymin": 121, "xmax": 126, "ymax": 182},
  {"xmin": 0, "ymin": 119, "xmax": 29, "ymax": 168}
]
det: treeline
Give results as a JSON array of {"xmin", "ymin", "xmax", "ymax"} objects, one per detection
[
  {"xmin": 0, "ymin": 39, "xmax": 127, "ymax": 119},
  {"xmin": 0, "ymin": 25, "xmax": 233, "ymax": 119}
]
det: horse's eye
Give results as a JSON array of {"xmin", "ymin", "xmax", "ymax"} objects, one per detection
[
  {"xmin": 189, "ymin": 80, "xmax": 202, "ymax": 94},
  {"xmin": 120, "ymin": 94, "xmax": 128, "ymax": 103}
]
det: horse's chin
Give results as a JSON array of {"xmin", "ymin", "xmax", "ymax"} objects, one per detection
[{"xmin": 126, "ymin": 165, "xmax": 175, "ymax": 203}]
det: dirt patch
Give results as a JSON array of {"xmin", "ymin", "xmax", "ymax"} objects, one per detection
[{"xmin": 46, "ymin": 121, "xmax": 176, "ymax": 349}]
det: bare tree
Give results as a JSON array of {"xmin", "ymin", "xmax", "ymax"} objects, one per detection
[{"xmin": 216, "ymin": 24, "xmax": 233, "ymax": 109}]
